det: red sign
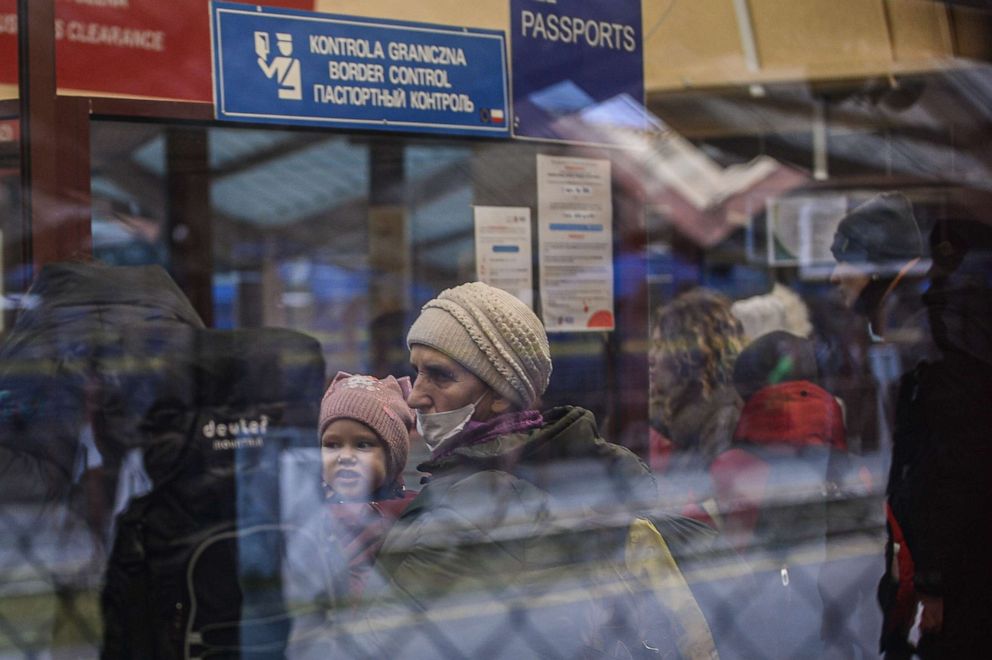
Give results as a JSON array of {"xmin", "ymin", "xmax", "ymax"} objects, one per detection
[
  {"xmin": 0, "ymin": 2, "xmax": 16, "ymax": 87},
  {"xmin": 0, "ymin": 1, "xmax": 314, "ymax": 102}
]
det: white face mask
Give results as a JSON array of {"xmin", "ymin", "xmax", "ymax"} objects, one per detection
[{"xmin": 416, "ymin": 393, "xmax": 486, "ymax": 454}]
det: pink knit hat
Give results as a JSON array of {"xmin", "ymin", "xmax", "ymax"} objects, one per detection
[{"xmin": 318, "ymin": 372, "xmax": 414, "ymax": 486}]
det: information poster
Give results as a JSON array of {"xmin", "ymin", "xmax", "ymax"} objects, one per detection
[
  {"xmin": 211, "ymin": 1, "xmax": 509, "ymax": 137},
  {"xmin": 537, "ymin": 155, "xmax": 614, "ymax": 331},
  {"xmin": 765, "ymin": 194, "xmax": 847, "ymax": 269},
  {"xmin": 473, "ymin": 206, "xmax": 533, "ymax": 308}
]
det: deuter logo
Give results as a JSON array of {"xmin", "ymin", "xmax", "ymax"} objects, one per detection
[{"xmin": 202, "ymin": 415, "xmax": 270, "ymax": 450}]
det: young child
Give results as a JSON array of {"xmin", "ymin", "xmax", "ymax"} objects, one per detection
[{"xmin": 318, "ymin": 372, "xmax": 417, "ymax": 598}]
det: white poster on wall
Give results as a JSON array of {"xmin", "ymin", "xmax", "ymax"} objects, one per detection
[
  {"xmin": 764, "ymin": 194, "xmax": 847, "ymax": 271},
  {"xmin": 537, "ymin": 155, "xmax": 614, "ymax": 332},
  {"xmin": 473, "ymin": 206, "xmax": 533, "ymax": 308}
]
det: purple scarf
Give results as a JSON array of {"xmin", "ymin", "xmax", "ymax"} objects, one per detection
[{"xmin": 432, "ymin": 410, "xmax": 544, "ymax": 460}]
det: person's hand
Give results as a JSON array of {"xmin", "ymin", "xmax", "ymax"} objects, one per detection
[{"xmin": 919, "ymin": 594, "xmax": 943, "ymax": 633}]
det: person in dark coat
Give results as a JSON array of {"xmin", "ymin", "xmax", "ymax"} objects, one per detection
[
  {"xmin": 827, "ymin": 193, "xmax": 933, "ymax": 659},
  {"xmin": 0, "ymin": 261, "xmax": 204, "ymax": 656},
  {"xmin": 330, "ymin": 282, "xmax": 715, "ymax": 659},
  {"xmin": 899, "ymin": 217, "xmax": 992, "ymax": 658},
  {"xmin": 318, "ymin": 372, "xmax": 418, "ymax": 599}
]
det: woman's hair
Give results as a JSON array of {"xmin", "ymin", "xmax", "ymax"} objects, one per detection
[{"xmin": 651, "ymin": 288, "xmax": 745, "ymax": 425}]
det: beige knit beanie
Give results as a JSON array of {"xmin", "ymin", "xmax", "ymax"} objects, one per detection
[
  {"xmin": 318, "ymin": 372, "xmax": 414, "ymax": 486},
  {"xmin": 406, "ymin": 282, "xmax": 552, "ymax": 409}
]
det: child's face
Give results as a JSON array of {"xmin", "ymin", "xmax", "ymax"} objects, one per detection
[{"xmin": 321, "ymin": 419, "xmax": 387, "ymax": 502}]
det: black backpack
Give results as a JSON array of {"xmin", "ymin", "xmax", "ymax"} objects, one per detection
[{"xmin": 100, "ymin": 327, "xmax": 334, "ymax": 660}]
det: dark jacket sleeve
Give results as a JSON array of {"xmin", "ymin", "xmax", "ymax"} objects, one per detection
[{"xmin": 913, "ymin": 353, "xmax": 992, "ymax": 595}]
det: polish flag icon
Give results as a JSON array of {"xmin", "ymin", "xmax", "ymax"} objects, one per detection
[{"xmin": 490, "ymin": 109, "xmax": 505, "ymax": 123}]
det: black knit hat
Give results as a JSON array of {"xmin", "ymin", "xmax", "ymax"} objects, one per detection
[
  {"xmin": 831, "ymin": 192, "xmax": 923, "ymax": 264},
  {"xmin": 732, "ymin": 330, "xmax": 819, "ymax": 401}
]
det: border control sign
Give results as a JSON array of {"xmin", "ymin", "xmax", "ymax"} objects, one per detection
[{"xmin": 211, "ymin": 2, "xmax": 509, "ymax": 137}]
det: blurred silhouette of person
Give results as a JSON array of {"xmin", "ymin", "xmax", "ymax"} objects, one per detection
[
  {"xmin": 0, "ymin": 262, "xmax": 202, "ymax": 524},
  {"xmin": 100, "ymin": 325, "xmax": 327, "ymax": 659},
  {"xmin": 881, "ymin": 217, "xmax": 992, "ymax": 658},
  {"xmin": 827, "ymin": 192, "xmax": 932, "ymax": 659},
  {"xmin": 830, "ymin": 193, "xmax": 924, "ymax": 336},
  {"xmin": 829, "ymin": 192, "xmax": 932, "ymax": 448},
  {"xmin": 713, "ymin": 330, "xmax": 845, "ymax": 552},
  {"xmin": 710, "ymin": 330, "xmax": 845, "ymax": 658},
  {"xmin": 0, "ymin": 261, "xmax": 204, "ymax": 655}
]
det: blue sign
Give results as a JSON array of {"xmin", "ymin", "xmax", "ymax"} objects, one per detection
[
  {"xmin": 510, "ymin": 0, "xmax": 645, "ymax": 144},
  {"xmin": 211, "ymin": 2, "xmax": 509, "ymax": 137}
]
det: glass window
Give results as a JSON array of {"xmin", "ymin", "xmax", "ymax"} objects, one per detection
[{"xmin": 3, "ymin": 3, "xmax": 992, "ymax": 658}]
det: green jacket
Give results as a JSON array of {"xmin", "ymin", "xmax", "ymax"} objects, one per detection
[{"xmin": 340, "ymin": 406, "xmax": 660, "ymax": 659}]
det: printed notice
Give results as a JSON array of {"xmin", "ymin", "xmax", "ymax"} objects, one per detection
[
  {"xmin": 474, "ymin": 206, "xmax": 533, "ymax": 308},
  {"xmin": 537, "ymin": 155, "xmax": 614, "ymax": 332}
]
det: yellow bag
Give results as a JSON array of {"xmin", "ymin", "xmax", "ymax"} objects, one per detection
[{"xmin": 624, "ymin": 518, "xmax": 719, "ymax": 660}]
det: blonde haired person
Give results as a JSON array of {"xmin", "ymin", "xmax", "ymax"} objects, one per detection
[{"xmin": 650, "ymin": 288, "xmax": 746, "ymax": 470}]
